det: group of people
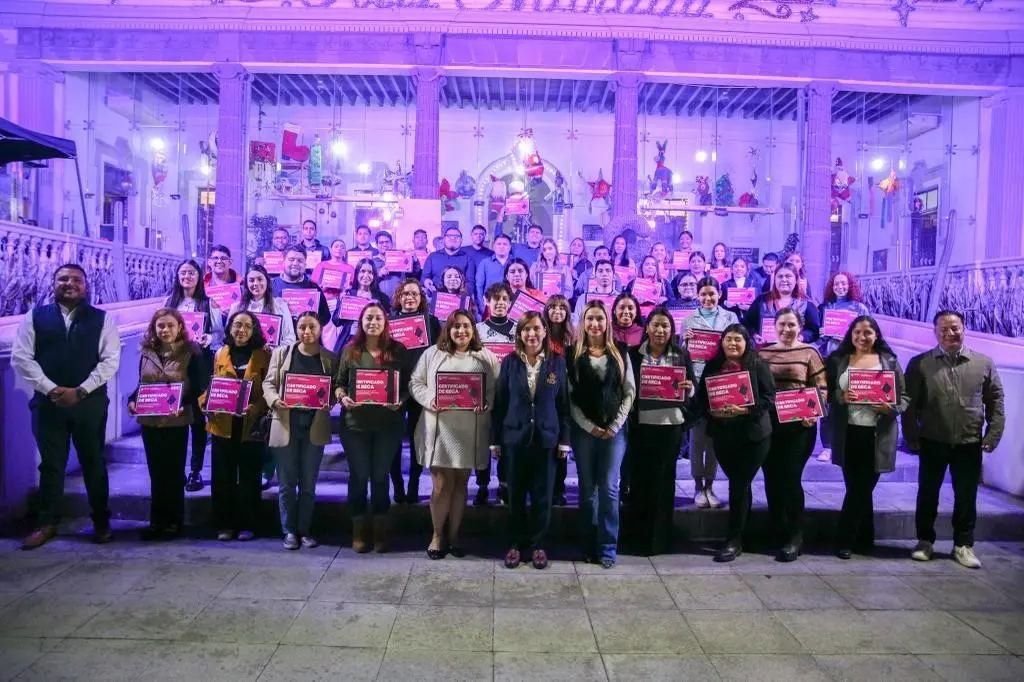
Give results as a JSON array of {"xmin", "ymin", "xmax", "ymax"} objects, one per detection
[{"xmin": 10, "ymin": 224, "xmax": 1005, "ymax": 571}]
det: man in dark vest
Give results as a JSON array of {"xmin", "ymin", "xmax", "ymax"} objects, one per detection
[{"xmin": 11, "ymin": 263, "xmax": 121, "ymax": 549}]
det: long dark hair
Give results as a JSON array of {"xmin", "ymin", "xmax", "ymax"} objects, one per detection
[
  {"xmin": 347, "ymin": 258, "xmax": 385, "ymax": 299},
  {"xmin": 834, "ymin": 314, "xmax": 896, "ymax": 358},
  {"xmin": 643, "ymin": 306, "xmax": 685, "ymax": 355},
  {"xmin": 704, "ymin": 323, "xmax": 760, "ymax": 375},
  {"xmin": 513, "ymin": 311, "xmax": 550, "ymax": 357},
  {"xmin": 240, "ymin": 264, "xmax": 274, "ymax": 309},
  {"xmin": 437, "ymin": 309, "xmax": 483, "ymax": 353},
  {"xmin": 612, "ymin": 291, "xmax": 642, "ymax": 328},
  {"xmin": 224, "ymin": 310, "xmax": 268, "ymax": 350},
  {"xmin": 611, "ymin": 235, "xmax": 630, "ymax": 267},
  {"xmin": 543, "ymin": 294, "xmax": 575, "ymax": 351},
  {"xmin": 168, "ymin": 259, "xmax": 208, "ymax": 308},
  {"xmin": 344, "ymin": 302, "xmax": 395, "ymax": 364},
  {"xmin": 503, "ymin": 257, "xmax": 535, "ymax": 289}
]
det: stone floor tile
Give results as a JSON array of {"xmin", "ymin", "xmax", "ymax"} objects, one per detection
[
  {"xmin": 684, "ymin": 611, "xmax": 804, "ymax": 654},
  {"xmin": 387, "ymin": 605, "xmax": 493, "ymax": 651},
  {"xmin": 258, "ymin": 644, "xmax": 383, "ymax": 681},
  {"xmin": 0, "ymin": 637, "xmax": 61, "ymax": 682},
  {"xmin": 859, "ymin": 610, "xmax": 1007, "ymax": 654},
  {"xmin": 401, "ymin": 570, "xmax": 493, "ymax": 606},
  {"xmin": 800, "ymin": 553, "xmax": 905, "ymax": 576},
  {"xmin": 899, "ymin": 575, "xmax": 1019, "ymax": 610},
  {"xmin": 574, "ymin": 555, "xmax": 656, "ymax": 575},
  {"xmin": 0, "ymin": 557, "xmax": 74, "ymax": 594},
  {"xmin": 977, "ymin": 569, "xmax": 1024, "ymax": 604},
  {"xmin": 125, "ymin": 562, "xmax": 240, "ymax": 598},
  {"xmin": 0, "ymin": 593, "xmax": 112, "ymax": 638},
  {"xmin": 919, "ymin": 654, "xmax": 1024, "ymax": 682},
  {"xmin": 708, "ymin": 654, "xmax": 832, "ymax": 682},
  {"xmin": 135, "ymin": 642, "xmax": 276, "ymax": 681},
  {"xmin": 218, "ymin": 565, "xmax": 326, "ymax": 600},
  {"xmin": 376, "ymin": 648, "xmax": 494, "ymax": 681},
  {"xmin": 662, "ymin": 574, "xmax": 765, "ymax": 611},
  {"xmin": 742, "ymin": 574, "xmax": 851, "ymax": 610},
  {"xmin": 410, "ymin": 559, "xmax": 495, "ymax": 576},
  {"xmin": 579, "ymin": 575, "xmax": 676, "ymax": 610},
  {"xmin": 283, "ymin": 601, "xmax": 398, "ymax": 648},
  {"xmin": 724, "ymin": 552, "xmax": 815, "ymax": 575},
  {"xmin": 774, "ymin": 609, "xmax": 907, "ymax": 654},
  {"xmin": 312, "ymin": 563, "xmax": 411, "ymax": 603},
  {"xmin": 495, "ymin": 652, "xmax": 607, "ymax": 681},
  {"xmin": 589, "ymin": 608, "xmax": 701, "ymax": 655},
  {"xmin": 32, "ymin": 561, "xmax": 152, "ymax": 597},
  {"xmin": 180, "ymin": 597, "xmax": 303, "ymax": 644},
  {"xmin": 13, "ymin": 638, "xmax": 170, "ymax": 682},
  {"xmin": 602, "ymin": 653, "xmax": 721, "ymax": 681},
  {"xmin": 820, "ymin": 575, "xmax": 935, "ymax": 610},
  {"xmin": 649, "ymin": 552, "xmax": 735, "ymax": 575},
  {"xmin": 950, "ymin": 610, "xmax": 1024, "ymax": 655},
  {"xmin": 493, "ymin": 572, "xmax": 584, "ymax": 609},
  {"xmin": 493, "ymin": 607, "xmax": 597, "ymax": 653},
  {"xmin": 813, "ymin": 654, "xmax": 942, "ymax": 682},
  {"xmin": 73, "ymin": 595, "xmax": 211, "ymax": 640}
]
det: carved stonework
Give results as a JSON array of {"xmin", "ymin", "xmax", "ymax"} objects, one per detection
[
  {"xmin": 614, "ymin": 38, "xmax": 649, "ymax": 72},
  {"xmin": 412, "ymin": 31, "xmax": 444, "ymax": 66}
]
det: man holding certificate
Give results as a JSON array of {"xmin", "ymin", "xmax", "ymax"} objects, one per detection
[
  {"xmin": 689, "ymin": 323, "xmax": 776, "ymax": 563},
  {"xmin": 333, "ymin": 303, "xmax": 410, "ymax": 554}
]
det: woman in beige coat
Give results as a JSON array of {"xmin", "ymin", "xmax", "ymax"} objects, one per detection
[
  {"xmin": 262, "ymin": 311, "xmax": 337, "ymax": 550},
  {"xmin": 409, "ymin": 310, "xmax": 500, "ymax": 559}
]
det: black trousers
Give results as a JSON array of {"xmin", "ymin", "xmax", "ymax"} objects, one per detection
[
  {"xmin": 628, "ymin": 423, "xmax": 684, "ymax": 555},
  {"xmin": 141, "ymin": 425, "xmax": 188, "ymax": 528},
  {"xmin": 391, "ymin": 401, "xmax": 424, "ymax": 493},
  {"xmin": 188, "ymin": 402, "xmax": 208, "ymax": 473},
  {"xmin": 211, "ymin": 436, "xmax": 264, "ymax": 531},
  {"xmin": 762, "ymin": 420, "xmax": 817, "ymax": 544},
  {"xmin": 476, "ymin": 447, "xmax": 507, "ymax": 489},
  {"xmin": 836, "ymin": 425, "xmax": 880, "ymax": 551},
  {"xmin": 713, "ymin": 432, "xmax": 771, "ymax": 543},
  {"xmin": 506, "ymin": 444, "xmax": 556, "ymax": 551},
  {"xmin": 553, "ymin": 458, "xmax": 568, "ymax": 499},
  {"xmin": 31, "ymin": 393, "xmax": 111, "ymax": 527},
  {"xmin": 916, "ymin": 438, "xmax": 983, "ymax": 547}
]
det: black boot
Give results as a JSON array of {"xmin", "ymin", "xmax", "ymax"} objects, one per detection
[
  {"xmin": 776, "ymin": 535, "xmax": 802, "ymax": 563},
  {"xmin": 406, "ymin": 476, "xmax": 420, "ymax": 504},
  {"xmin": 714, "ymin": 540, "xmax": 743, "ymax": 563}
]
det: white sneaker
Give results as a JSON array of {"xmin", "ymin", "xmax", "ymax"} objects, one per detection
[
  {"xmin": 694, "ymin": 490, "xmax": 710, "ymax": 508},
  {"xmin": 954, "ymin": 545, "xmax": 982, "ymax": 569},
  {"xmin": 817, "ymin": 448, "xmax": 832, "ymax": 462},
  {"xmin": 705, "ymin": 489, "xmax": 722, "ymax": 509},
  {"xmin": 911, "ymin": 540, "xmax": 934, "ymax": 562}
]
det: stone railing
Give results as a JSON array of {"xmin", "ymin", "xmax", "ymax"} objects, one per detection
[
  {"xmin": 859, "ymin": 257, "xmax": 1024, "ymax": 339},
  {"xmin": 0, "ymin": 220, "xmax": 182, "ymax": 316}
]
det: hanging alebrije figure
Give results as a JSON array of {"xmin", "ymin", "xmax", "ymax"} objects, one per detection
[
  {"xmin": 488, "ymin": 174, "xmax": 508, "ymax": 226},
  {"xmin": 831, "ymin": 157, "xmax": 855, "ymax": 210},
  {"xmin": 454, "ymin": 170, "xmax": 476, "ymax": 199},
  {"xmin": 695, "ymin": 175, "xmax": 712, "ymax": 215},
  {"xmin": 715, "ymin": 173, "xmax": 734, "ymax": 207},
  {"xmin": 878, "ymin": 168, "xmax": 899, "ymax": 229},
  {"xmin": 439, "ymin": 179, "xmax": 459, "ymax": 214},
  {"xmin": 738, "ymin": 147, "xmax": 760, "ymax": 222},
  {"xmin": 546, "ymin": 170, "xmax": 566, "ymax": 215},
  {"xmin": 580, "ymin": 169, "xmax": 612, "ymax": 226},
  {"xmin": 650, "ymin": 140, "xmax": 673, "ymax": 199}
]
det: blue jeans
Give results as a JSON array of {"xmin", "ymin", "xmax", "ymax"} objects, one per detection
[
  {"xmin": 273, "ymin": 434, "xmax": 324, "ymax": 536},
  {"xmin": 571, "ymin": 424, "xmax": 626, "ymax": 561},
  {"xmin": 343, "ymin": 427, "xmax": 403, "ymax": 516}
]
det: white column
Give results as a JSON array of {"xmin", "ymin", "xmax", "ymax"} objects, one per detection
[{"xmin": 211, "ymin": 63, "xmax": 250, "ymax": 264}]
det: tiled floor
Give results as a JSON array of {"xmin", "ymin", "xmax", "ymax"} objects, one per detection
[{"xmin": 1, "ymin": 531, "xmax": 1023, "ymax": 681}]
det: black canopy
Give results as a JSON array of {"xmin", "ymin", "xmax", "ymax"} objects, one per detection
[{"xmin": 0, "ymin": 116, "xmax": 77, "ymax": 164}]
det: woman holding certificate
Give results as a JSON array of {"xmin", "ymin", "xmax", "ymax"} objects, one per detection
[
  {"xmin": 626, "ymin": 307, "xmax": 694, "ymax": 556},
  {"xmin": 128, "ymin": 308, "xmax": 208, "ymax": 540},
  {"xmin": 390, "ymin": 278, "xmax": 442, "ymax": 504},
  {"xmin": 201, "ymin": 310, "xmax": 271, "ymax": 541},
  {"xmin": 504, "ymin": 258, "xmax": 545, "ymax": 303},
  {"xmin": 436, "ymin": 266, "xmax": 479, "ymax": 321},
  {"xmin": 166, "ymin": 259, "xmax": 225, "ymax": 493},
  {"xmin": 744, "ymin": 264, "xmax": 821, "ymax": 346},
  {"xmin": 683, "ymin": 278, "xmax": 739, "ymax": 509},
  {"xmin": 409, "ymin": 310, "xmax": 500, "ymax": 559},
  {"xmin": 262, "ymin": 311, "xmax": 337, "ymax": 551},
  {"xmin": 689, "ymin": 323, "xmax": 776, "ymax": 562},
  {"xmin": 611, "ymin": 292, "xmax": 645, "ymax": 349},
  {"xmin": 334, "ymin": 303, "xmax": 409, "ymax": 553},
  {"xmin": 625, "ymin": 255, "xmax": 670, "ymax": 305},
  {"xmin": 330, "ymin": 258, "xmax": 391, "ymax": 352},
  {"xmin": 567, "ymin": 300, "xmax": 636, "ymax": 569},
  {"xmin": 229, "ymin": 264, "xmax": 297, "ymax": 348},
  {"xmin": 758, "ymin": 308, "xmax": 827, "ymax": 562},
  {"xmin": 529, "ymin": 238, "xmax": 574, "ymax": 299},
  {"xmin": 491, "ymin": 311, "xmax": 571, "ymax": 569},
  {"xmin": 826, "ymin": 315, "xmax": 909, "ymax": 560}
]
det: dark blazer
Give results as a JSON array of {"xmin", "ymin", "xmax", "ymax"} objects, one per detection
[
  {"xmin": 690, "ymin": 359, "xmax": 776, "ymax": 442},
  {"xmin": 627, "ymin": 345, "xmax": 695, "ymax": 425},
  {"xmin": 492, "ymin": 352, "xmax": 570, "ymax": 450}
]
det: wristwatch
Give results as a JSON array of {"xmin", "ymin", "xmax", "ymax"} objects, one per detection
[{"xmin": 75, "ymin": 387, "xmax": 89, "ymax": 400}]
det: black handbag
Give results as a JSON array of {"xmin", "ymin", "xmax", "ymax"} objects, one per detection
[{"xmin": 249, "ymin": 411, "xmax": 272, "ymax": 443}]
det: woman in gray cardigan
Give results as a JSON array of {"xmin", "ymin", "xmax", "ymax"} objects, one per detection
[{"xmin": 825, "ymin": 315, "xmax": 909, "ymax": 559}]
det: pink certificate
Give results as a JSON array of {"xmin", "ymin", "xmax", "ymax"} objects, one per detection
[
  {"xmin": 205, "ymin": 377, "xmax": 252, "ymax": 416},
  {"xmin": 705, "ymin": 371, "xmax": 755, "ymax": 411},
  {"xmin": 305, "ymin": 251, "xmax": 322, "ymax": 269},
  {"xmin": 508, "ymin": 290, "xmax": 545, "ymax": 319},
  {"xmin": 848, "ymin": 369, "xmax": 897, "ymax": 405},
  {"xmin": 134, "ymin": 382, "xmax": 184, "ymax": 416},
  {"xmin": 586, "ymin": 293, "xmax": 618, "ymax": 311},
  {"xmin": 541, "ymin": 272, "xmax": 562, "ymax": 296},
  {"xmin": 319, "ymin": 264, "xmax": 353, "ymax": 291},
  {"xmin": 282, "ymin": 373, "xmax": 331, "ymax": 409},
  {"xmin": 638, "ymin": 365, "xmax": 688, "ymax": 403},
  {"xmin": 710, "ymin": 268, "xmax": 730, "ymax": 284},
  {"xmin": 206, "ymin": 283, "xmax": 242, "ymax": 310},
  {"xmin": 726, "ymin": 287, "xmax": 756, "ymax": 307},
  {"xmin": 760, "ymin": 317, "xmax": 778, "ymax": 345},
  {"xmin": 822, "ymin": 309, "xmax": 858, "ymax": 338},
  {"xmin": 390, "ymin": 314, "xmax": 429, "ymax": 349},
  {"xmin": 485, "ymin": 343, "xmax": 516, "ymax": 363},
  {"xmin": 688, "ymin": 329, "xmax": 722, "ymax": 362},
  {"xmin": 431, "ymin": 292, "xmax": 466, "ymax": 321},
  {"xmin": 346, "ymin": 250, "xmax": 374, "ymax": 267},
  {"xmin": 180, "ymin": 311, "xmax": 206, "ymax": 343},
  {"xmin": 384, "ymin": 250, "xmax": 414, "ymax": 273},
  {"xmin": 253, "ymin": 312, "xmax": 283, "ymax": 345},
  {"xmin": 263, "ymin": 251, "xmax": 285, "ymax": 274},
  {"xmin": 631, "ymin": 278, "xmax": 660, "ymax": 303},
  {"xmin": 336, "ymin": 295, "xmax": 369, "ymax": 321},
  {"xmin": 614, "ymin": 266, "xmax": 635, "ymax": 287},
  {"xmin": 774, "ymin": 387, "xmax": 823, "ymax": 423},
  {"xmin": 435, "ymin": 372, "xmax": 484, "ymax": 410},
  {"xmin": 281, "ymin": 288, "xmax": 319, "ymax": 315}
]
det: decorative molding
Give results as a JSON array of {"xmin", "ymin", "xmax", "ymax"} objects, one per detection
[
  {"xmin": 892, "ymin": 0, "xmax": 916, "ymax": 28},
  {"xmin": 613, "ymin": 37, "xmax": 648, "ymax": 72},
  {"xmin": 412, "ymin": 30, "xmax": 443, "ymax": 66}
]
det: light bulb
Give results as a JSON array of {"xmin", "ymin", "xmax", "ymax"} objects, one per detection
[
  {"xmin": 671, "ymin": 172, "xmax": 682, "ymax": 184},
  {"xmin": 695, "ymin": 149, "xmax": 708, "ymax": 163},
  {"xmin": 331, "ymin": 139, "xmax": 347, "ymax": 156},
  {"xmin": 898, "ymin": 159, "xmax": 906, "ymax": 170},
  {"xmin": 870, "ymin": 157, "xmax": 886, "ymax": 171},
  {"xmin": 711, "ymin": 151, "xmax": 717, "ymax": 163},
  {"xmin": 358, "ymin": 162, "xmax": 371, "ymax": 174},
  {"xmin": 368, "ymin": 218, "xmax": 381, "ymax": 228},
  {"xmin": 200, "ymin": 163, "xmax": 211, "ymax": 177},
  {"xmin": 149, "ymin": 138, "xmax": 165, "ymax": 151},
  {"xmin": 382, "ymin": 210, "xmax": 392, "ymax": 221}
]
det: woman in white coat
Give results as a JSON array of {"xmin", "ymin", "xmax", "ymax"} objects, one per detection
[
  {"xmin": 409, "ymin": 309, "xmax": 500, "ymax": 559},
  {"xmin": 229, "ymin": 264, "xmax": 297, "ymax": 347}
]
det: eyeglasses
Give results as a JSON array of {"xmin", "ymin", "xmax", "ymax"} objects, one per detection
[
  {"xmin": 208, "ymin": 257, "xmax": 230, "ymax": 263},
  {"xmin": 400, "ymin": 290, "xmax": 421, "ymax": 297},
  {"xmin": 231, "ymin": 322, "xmax": 254, "ymax": 330},
  {"xmin": 681, "ymin": 282, "xmax": 698, "ymax": 288}
]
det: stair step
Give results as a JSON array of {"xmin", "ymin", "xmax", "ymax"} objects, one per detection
[{"xmin": 57, "ymin": 462, "xmax": 1024, "ymax": 543}]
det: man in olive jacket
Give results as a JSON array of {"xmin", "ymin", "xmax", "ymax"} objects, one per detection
[{"xmin": 903, "ymin": 310, "xmax": 1005, "ymax": 569}]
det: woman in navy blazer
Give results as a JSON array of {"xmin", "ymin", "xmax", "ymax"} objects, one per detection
[{"xmin": 491, "ymin": 311, "xmax": 571, "ymax": 570}]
